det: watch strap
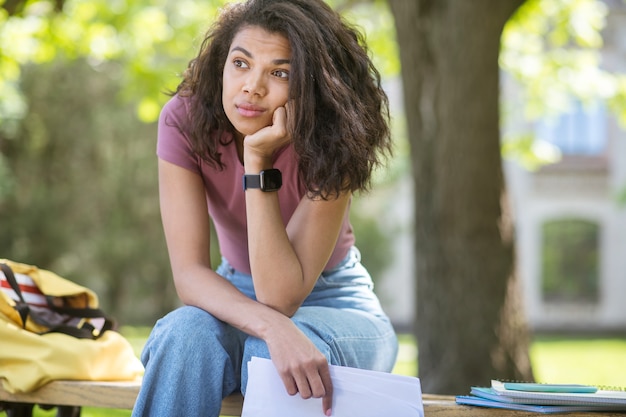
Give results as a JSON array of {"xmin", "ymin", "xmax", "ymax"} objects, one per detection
[
  {"xmin": 242, "ymin": 174, "xmax": 261, "ymax": 190},
  {"xmin": 242, "ymin": 169, "xmax": 282, "ymax": 192}
]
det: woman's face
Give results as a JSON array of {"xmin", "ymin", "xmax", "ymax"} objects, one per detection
[{"xmin": 222, "ymin": 26, "xmax": 291, "ymax": 142}]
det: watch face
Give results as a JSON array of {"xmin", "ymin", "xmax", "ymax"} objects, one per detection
[{"xmin": 261, "ymin": 169, "xmax": 282, "ymax": 192}]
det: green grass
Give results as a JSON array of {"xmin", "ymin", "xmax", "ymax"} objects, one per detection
[
  {"xmin": 394, "ymin": 334, "xmax": 626, "ymax": 388},
  {"xmin": 23, "ymin": 331, "xmax": 626, "ymax": 417},
  {"xmin": 531, "ymin": 335, "xmax": 626, "ymax": 387},
  {"xmin": 118, "ymin": 326, "xmax": 153, "ymax": 357},
  {"xmin": 392, "ymin": 333, "xmax": 418, "ymax": 376}
]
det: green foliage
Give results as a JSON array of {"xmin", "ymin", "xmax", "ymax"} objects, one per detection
[
  {"xmin": 502, "ymin": 0, "xmax": 611, "ymax": 119},
  {"xmin": 500, "ymin": 132, "xmax": 561, "ymax": 170},
  {"xmin": 501, "ymin": 0, "xmax": 626, "ymax": 166},
  {"xmin": 349, "ymin": 207, "xmax": 392, "ymax": 283},
  {"xmin": 0, "ymin": 0, "xmax": 399, "ymax": 129},
  {"xmin": 0, "ymin": 0, "xmax": 230, "ymax": 127},
  {"xmin": 0, "ymin": 153, "xmax": 14, "ymax": 199},
  {"xmin": 337, "ymin": 0, "xmax": 400, "ymax": 77},
  {"xmin": 0, "ymin": 59, "xmax": 176, "ymax": 323}
]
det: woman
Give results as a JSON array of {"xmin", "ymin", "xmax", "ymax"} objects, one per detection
[{"xmin": 132, "ymin": 1, "xmax": 397, "ymax": 416}]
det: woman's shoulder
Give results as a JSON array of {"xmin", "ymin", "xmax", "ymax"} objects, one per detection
[
  {"xmin": 157, "ymin": 94, "xmax": 198, "ymax": 167},
  {"xmin": 160, "ymin": 94, "xmax": 192, "ymax": 123}
]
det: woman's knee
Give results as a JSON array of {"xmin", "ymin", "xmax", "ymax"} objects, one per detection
[
  {"xmin": 138, "ymin": 306, "xmax": 244, "ymax": 405},
  {"xmin": 291, "ymin": 306, "xmax": 398, "ymax": 371},
  {"xmin": 142, "ymin": 306, "xmax": 239, "ymax": 364}
]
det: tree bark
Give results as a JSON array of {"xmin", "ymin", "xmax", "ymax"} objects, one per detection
[{"xmin": 387, "ymin": 0, "xmax": 533, "ymax": 394}]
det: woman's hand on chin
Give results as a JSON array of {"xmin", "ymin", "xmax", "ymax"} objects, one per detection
[{"xmin": 243, "ymin": 106, "xmax": 291, "ymax": 166}]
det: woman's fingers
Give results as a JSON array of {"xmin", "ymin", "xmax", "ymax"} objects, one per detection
[
  {"xmin": 272, "ymin": 106, "xmax": 288, "ymax": 136},
  {"xmin": 282, "ymin": 374, "xmax": 299, "ymax": 396},
  {"xmin": 266, "ymin": 319, "xmax": 333, "ymax": 414},
  {"xmin": 319, "ymin": 364, "xmax": 333, "ymax": 415},
  {"xmin": 243, "ymin": 106, "xmax": 291, "ymax": 162},
  {"xmin": 279, "ymin": 361, "xmax": 333, "ymax": 415}
]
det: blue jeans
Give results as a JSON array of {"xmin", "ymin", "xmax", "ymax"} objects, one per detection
[{"xmin": 131, "ymin": 247, "xmax": 398, "ymax": 417}]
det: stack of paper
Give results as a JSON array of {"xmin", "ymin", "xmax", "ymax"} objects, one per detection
[
  {"xmin": 242, "ymin": 357, "xmax": 424, "ymax": 417},
  {"xmin": 456, "ymin": 380, "xmax": 626, "ymax": 414}
]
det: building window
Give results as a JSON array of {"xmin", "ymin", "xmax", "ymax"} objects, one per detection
[
  {"xmin": 535, "ymin": 99, "xmax": 607, "ymax": 156},
  {"xmin": 541, "ymin": 218, "xmax": 600, "ymax": 303}
]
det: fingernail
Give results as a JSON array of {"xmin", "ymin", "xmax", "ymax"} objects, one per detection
[{"xmin": 325, "ymin": 409, "xmax": 332, "ymax": 416}]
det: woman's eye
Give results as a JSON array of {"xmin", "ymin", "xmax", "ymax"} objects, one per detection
[
  {"xmin": 233, "ymin": 59, "xmax": 249, "ymax": 69},
  {"xmin": 273, "ymin": 69, "xmax": 289, "ymax": 79}
]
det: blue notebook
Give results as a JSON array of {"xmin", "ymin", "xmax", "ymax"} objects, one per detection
[
  {"xmin": 456, "ymin": 380, "xmax": 626, "ymax": 413},
  {"xmin": 456, "ymin": 395, "xmax": 626, "ymax": 414},
  {"xmin": 490, "ymin": 380, "xmax": 626, "ymax": 406}
]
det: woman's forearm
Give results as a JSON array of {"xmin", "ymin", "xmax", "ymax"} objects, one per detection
[
  {"xmin": 243, "ymin": 177, "xmax": 307, "ymax": 315},
  {"xmin": 173, "ymin": 262, "xmax": 292, "ymax": 338}
]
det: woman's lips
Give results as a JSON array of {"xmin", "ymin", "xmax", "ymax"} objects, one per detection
[{"xmin": 236, "ymin": 103, "xmax": 265, "ymax": 117}]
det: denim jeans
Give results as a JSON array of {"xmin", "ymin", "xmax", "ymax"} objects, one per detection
[{"xmin": 131, "ymin": 247, "xmax": 398, "ymax": 417}]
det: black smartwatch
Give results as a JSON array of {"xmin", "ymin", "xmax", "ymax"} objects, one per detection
[{"xmin": 242, "ymin": 168, "xmax": 282, "ymax": 192}]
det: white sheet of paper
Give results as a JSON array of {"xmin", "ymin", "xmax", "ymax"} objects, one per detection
[{"xmin": 242, "ymin": 357, "xmax": 424, "ymax": 417}]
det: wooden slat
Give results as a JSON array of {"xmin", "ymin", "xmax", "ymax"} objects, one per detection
[
  {"xmin": 0, "ymin": 380, "xmax": 140, "ymax": 409},
  {"xmin": 3, "ymin": 381, "xmax": 626, "ymax": 416},
  {"xmin": 0, "ymin": 380, "xmax": 243, "ymax": 416},
  {"xmin": 220, "ymin": 393, "xmax": 244, "ymax": 416}
]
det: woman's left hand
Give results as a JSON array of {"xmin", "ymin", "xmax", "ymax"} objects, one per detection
[{"xmin": 263, "ymin": 315, "xmax": 334, "ymax": 416}]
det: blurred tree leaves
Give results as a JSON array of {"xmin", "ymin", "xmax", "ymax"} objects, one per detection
[
  {"xmin": 501, "ymin": 0, "xmax": 626, "ymax": 166},
  {"xmin": 334, "ymin": 0, "xmax": 400, "ymax": 77},
  {"xmin": 1, "ymin": 58, "xmax": 177, "ymax": 323},
  {"xmin": 503, "ymin": 0, "xmax": 608, "ymax": 117},
  {"xmin": 0, "ymin": 0, "xmax": 398, "ymax": 127},
  {"xmin": 0, "ymin": 0, "xmax": 230, "ymax": 127}
]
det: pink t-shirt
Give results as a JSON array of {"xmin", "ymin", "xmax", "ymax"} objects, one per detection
[{"xmin": 157, "ymin": 95, "xmax": 355, "ymax": 274}]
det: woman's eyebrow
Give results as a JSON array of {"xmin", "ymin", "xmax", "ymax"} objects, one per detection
[
  {"xmin": 230, "ymin": 46, "xmax": 252, "ymax": 58},
  {"xmin": 230, "ymin": 46, "xmax": 291, "ymax": 65}
]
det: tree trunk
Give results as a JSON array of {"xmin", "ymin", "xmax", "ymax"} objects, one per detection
[{"xmin": 387, "ymin": 0, "xmax": 533, "ymax": 394}]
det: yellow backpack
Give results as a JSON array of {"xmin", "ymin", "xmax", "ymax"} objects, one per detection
[{"xmin": 0, "ymin": 259, "xmax": 143, "ymax": 394}]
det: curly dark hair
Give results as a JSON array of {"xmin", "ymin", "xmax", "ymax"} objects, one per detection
[{"xmin": 176, "ymin": 0, "xmax": 392, "ymax": 199}]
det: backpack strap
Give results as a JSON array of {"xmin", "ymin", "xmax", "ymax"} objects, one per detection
[
  {"xmin": 45, "ymin": 300, "xmax": 117, "ymax": 338},
  {"xmin": 0, "ymin": 262, "xmax": 31, "ymax": 328},
  {"xmin": 0, "ymin": 262, "xmax": 116, "ymax": 339}
]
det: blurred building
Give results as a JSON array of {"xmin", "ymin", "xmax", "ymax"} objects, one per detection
[{"xmin": 505, "ymin": 0, "xmax": 626, "ymax": 332}]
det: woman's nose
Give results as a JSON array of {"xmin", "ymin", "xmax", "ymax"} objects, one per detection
[{"xmin": 243, "ymin": 71, "xmax": 266, "ymax": 96}]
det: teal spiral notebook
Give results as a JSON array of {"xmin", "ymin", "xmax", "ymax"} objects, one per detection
[
  {"xmin": 456, "ymin": 380, "xmax": 626, "ymax": 413},
  {"xmin": 490, "ymin": 380, "xmax": 626, "ymax": 406}
]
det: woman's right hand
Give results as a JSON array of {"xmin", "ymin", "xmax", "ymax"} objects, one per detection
[
  {"xmin": 264, "ymin": 315, "xmax": 334, "ymax": 416},
  {"xmin": 243, "ymin": 105, "xmax": 291, "ymax": 168}
]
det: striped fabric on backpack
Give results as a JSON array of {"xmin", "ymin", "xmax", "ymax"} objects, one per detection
[{"xmin": 0, "ymin": 269, "xmax": 48, "ymax": 308}]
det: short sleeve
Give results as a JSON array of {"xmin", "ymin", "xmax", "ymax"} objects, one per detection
[{"xmin": 156, "ymin": 95, "xmax": 201, "ymax": 175}]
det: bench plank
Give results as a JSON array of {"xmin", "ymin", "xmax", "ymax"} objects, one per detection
[
  {"xmin": 0, "ymin": 380, "xmax": 242, "ymax": 416},
  {"xmin": 3, "ymin": 381, "xmax": 626, "ymax": 416},
  {"xmin": 0, "ymin": 380, "xmax": 140, "ymax": 410}
]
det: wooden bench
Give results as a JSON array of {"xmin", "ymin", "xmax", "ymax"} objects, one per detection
[
  {"xmin": 0, "ymin": 380, "xmax": 241, "ymax": 417},
  {"xmin": 2, "ymin": 379, "xmax": 626, "ymax": 417}
]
